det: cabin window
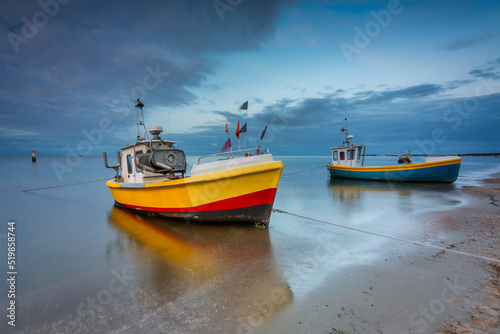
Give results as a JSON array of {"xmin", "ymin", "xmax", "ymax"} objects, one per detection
[
  {"xmin": 357, "ymin": 148, "xmax": 361, "ymax": 160},
  {"xmin": 333, "ymin": 151, "xmax": 338, "ymax": 161},
  {"xmin": 340, "ymin": 151, "xmax": 345, "ymax": 160},
  {"xmin": 126, "ymin": 155, "xmax": 133, "ymax": 174},
  {"xmin": 135, "ymin": 150, "xmax": 143, "ymax": 173}
]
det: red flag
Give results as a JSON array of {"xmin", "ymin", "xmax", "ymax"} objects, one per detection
[
  {"xmin": 235, "ymin": 121, "xmax": 240, "ymax": 139},
  {"xmin": 255, "ymin": 145, "xmax": 261, "ymax": 155},
  {"xmin": 240, "ymin": 101, "xmax": 248, "ymax": 110},
  {"xmin": 260, "ymin": 125, "xmax": 267, "ymax": 141},
  {"xmin": 239, "ymin": 122, "xmax": 247, "ymax": 134},
  {"xmin": 225, "ymin": 123, "xmax": 228, "ymax": 134},
  {"xmin": 221, "ymin": 138, "xmax": 231, "ymax": 152}
]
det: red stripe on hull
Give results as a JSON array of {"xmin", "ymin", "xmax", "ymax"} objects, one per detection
[{"xmin": 120, "ymin": 188, "xmax": 277, "ymax": 213}]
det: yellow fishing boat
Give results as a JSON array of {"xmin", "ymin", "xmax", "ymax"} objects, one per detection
[{"xmin": 104, "ymin": 99, "xmax": 283, "ymax": 227}]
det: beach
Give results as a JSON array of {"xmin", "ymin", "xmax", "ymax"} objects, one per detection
[
  {"xmin": 1, "ymin": 156, "xmax": 499, "ymax": 333},
  {"xmin": 434, "ymin": 175, "xmax": 500, "ymax": 333},
  {"xmin": 255, "ymin": 173, "xmax": 500, "ymax": 334}
]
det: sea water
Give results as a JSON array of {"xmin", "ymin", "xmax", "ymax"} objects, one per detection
[{"xmin": 0, "ymin": 155, "xmax": 498, "ymax": 333}]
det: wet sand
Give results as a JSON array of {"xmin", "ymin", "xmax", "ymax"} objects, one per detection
[
  {"xmin": 256, "ymin": 174, "xmax": 500, "ymax": 334},
  {"xmin": 436, "ymin": 175, "xmax": 500, "ymax": 333}
]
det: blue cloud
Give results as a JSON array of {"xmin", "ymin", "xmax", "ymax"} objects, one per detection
[{"xmin": 441, "ymin": 33, "xmax": 496, "ymax": 51}]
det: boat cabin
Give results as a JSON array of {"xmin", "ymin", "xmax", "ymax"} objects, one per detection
[
  {"xmin": 120, "ymin": 141, "xmax": 186, "ymax": 184},
  {"xmin": 329, "ymin": 121, "xmax": 366, "ymax": 167},
  {"xmin": 104, "ymin": 126, "xmax": 187, "ymax": 184},
  {"xmin": 329, "ymin": 144, "xmax": 365, "ymax": 167}
]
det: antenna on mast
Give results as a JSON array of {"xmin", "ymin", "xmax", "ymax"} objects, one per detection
[
  {"xmin": 340, "ymin": 117, "xmax": 353, "ymax": 145},
  {"xmin": 134, "ymin": 98, "xmax": 149, "ymax": 141}
]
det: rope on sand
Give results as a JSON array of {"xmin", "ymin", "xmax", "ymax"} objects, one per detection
[{"xmin": 272, "ymin": 208, "xmax": 500, "ymax": 265}]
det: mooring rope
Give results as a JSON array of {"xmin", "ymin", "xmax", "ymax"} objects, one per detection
[
  {"xmin": 282, "ymin": 165, "xmax": 325, "ymax": 176},
  {"xmin": 22, "ymin": 178, "xmax": 111, "ymax": 192},
  {"xmin": 272, "ymin": 208, "xmax": 500, "ymax": 264}
]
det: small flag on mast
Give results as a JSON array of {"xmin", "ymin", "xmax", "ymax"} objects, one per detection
[
  {"xmin": 239, "ymin": 122, "xmax": 247, "ymax": 134},
  {"xmin": 260, "ymin": 125, "xmax": 267, "ymax": 141},
  {"xmin": 240, "ymin": 101, "xmax": 248, "ymax": 110},
  {"xmin": 221, "ymin": 138, "xmax": 231, "ymax": 152},
  {"xmin": 235, "ymin": 121, "xmax": 240, "ymax": 139},
  {"xmin": 225, "ymin": 123, "xmax": 228, "ymax": 134}
]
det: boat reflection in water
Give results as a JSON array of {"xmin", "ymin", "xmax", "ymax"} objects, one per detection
[
  {"xmin": 327, "ymin": 177, "xmax": 460, "ymax": 224},
  {"xmin": 108, "ymin": 206, "xmax": 292, "ymax": 331},
  {"xmin": 328, "ymin": 177, "xmax": 458, "ymax": 198},
  {"xmin": 328, "ymin": 177, "xmax": 414, "ymax": 202}
]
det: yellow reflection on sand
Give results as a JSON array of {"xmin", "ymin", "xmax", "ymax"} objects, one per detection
[{"xmin": 108, "ymin": 206, "xmax": 293, "ymax": 329}]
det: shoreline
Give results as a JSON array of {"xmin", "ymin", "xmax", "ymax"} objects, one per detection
[
  {"xmin": 256, "ymin": 173, "xmax": 500, "ymax": 334},
  {"xmin": 434, "ymin": 173, "xmax": 500, "ymax": 333}
]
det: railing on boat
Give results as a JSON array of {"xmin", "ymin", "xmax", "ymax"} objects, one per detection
[
  {"xmin": 103, "ymin": 152, "xmax": 122, "ymax": 179},
  {"xmin": 361, "ymin": 145, "xmax": 366, "ymax": 167},
  {"xmin": 197, "ymin": 148, "xmax": 269, "ymax": 163}
]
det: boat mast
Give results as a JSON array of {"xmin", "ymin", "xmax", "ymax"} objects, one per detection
[
  {"xmin": 341, "ymin": 117, "xmax": 350, "ymax": 145},
  {"xmin": 134, "ymin": 98, "xmax": 149, "ymax": 141},
  {"xmin": 244, "ymin": 102, "xmax": 248, "ymax": 150}
]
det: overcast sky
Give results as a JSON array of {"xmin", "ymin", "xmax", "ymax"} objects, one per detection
[{"xmin": 1, "ymin": 0, "xmax": 499, "ymax": 157}]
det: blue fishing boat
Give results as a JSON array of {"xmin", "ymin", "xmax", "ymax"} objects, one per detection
[{"xmin": 327, "ymin": 119, "xmax": 461, "ymax": 183}]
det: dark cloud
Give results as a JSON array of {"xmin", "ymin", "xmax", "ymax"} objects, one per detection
[
  {"xmin": 192, "ymin": 78, "xmax": 500, "ymax": 156},
  {"xmin": 127, "ymin": 86, "xmax": 500, "ymax": 157},
  {"xmin": 0, "ymin": 0, "xmax": 297, "ymax": 155},
  {"xmin": 250, "ymin": 83, "xmax": 445, "ymax": 128},
  {"xmin": 445, "ymin": 79, "xmax": 475, "ymax": 90},
  {"xmin": 357, "ymin": 84, "xmax": 445, "ymax": 104},
  {"xmin": 261, "ymin": 92, "xmax": 500, "ymax": 156},
  {"xmin": 1, "ymin": 1, "xmax": 498, "ymax": 157},
  {"xmin": 467, "ymin": 57, "xmax": 500, "ymax": 80},
  {"xmin": 440, "ymin": 33, "xmax": 496, "ymax": 51},
  {"xmin": 489, "ymin": 57, "xmax": 500, "ymax": 65},
  {"xmin": 468, "ymin": 69, "xmax": 500, "ymax": 80}
]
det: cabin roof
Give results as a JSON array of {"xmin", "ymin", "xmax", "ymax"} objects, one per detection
[
  {"xmin": 329, "ymin": 144, "xmax": 364, "ymax": 150},
  {"xmin": 119, "ymin": 139, "xmax": 175, "ymax": 151}
]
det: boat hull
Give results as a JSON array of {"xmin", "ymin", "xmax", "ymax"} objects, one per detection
[
  {"xmin": 106, "ymin": 161, "xmax": 283, "ymax": 227},
  {"xmin": 327, "ymin": 158, "xmax": 461, "ymax": 183}
]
